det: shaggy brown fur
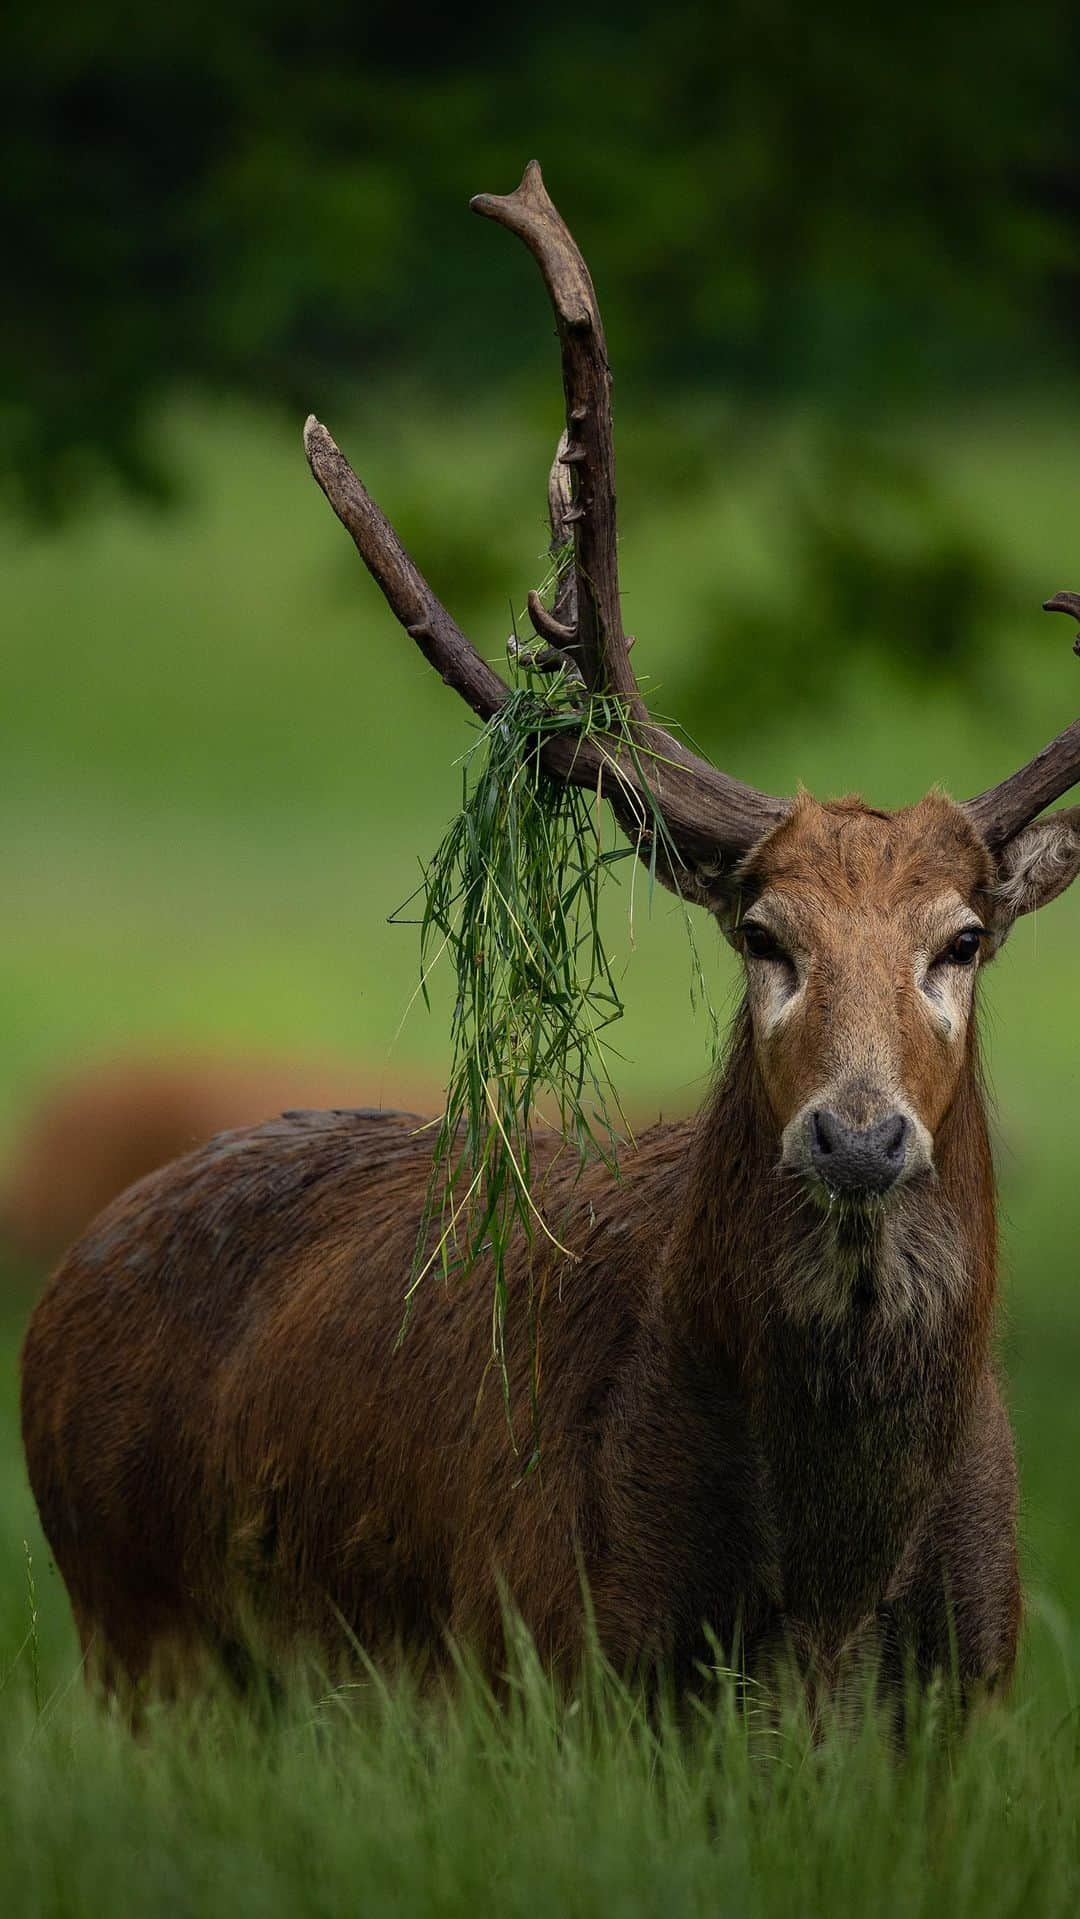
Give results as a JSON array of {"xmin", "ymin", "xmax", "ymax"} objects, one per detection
[{"xmin": 21, "ymin": 797, "xmax": 1032, "ymax": 1702}]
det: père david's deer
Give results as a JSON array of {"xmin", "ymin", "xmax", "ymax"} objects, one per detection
[{"xmin": 22, "ymin": 164, "xmax": 1080, "ymax": 1706}]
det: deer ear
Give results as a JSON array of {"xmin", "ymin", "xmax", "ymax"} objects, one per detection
[{"xmin": 990, "ymin": 805, "xmax": 1080, "ymax": 937}]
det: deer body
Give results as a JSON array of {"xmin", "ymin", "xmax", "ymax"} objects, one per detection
[
  {"xmin": 22, "ymin": 804, "xmax": 1025, "ymax": 1697},
  {"xmin": 20, "ymin": 165, "xmax": 1080, "ymax": 1705}
]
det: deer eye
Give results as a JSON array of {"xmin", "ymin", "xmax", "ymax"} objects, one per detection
[
  {"xmin": 934, "ymin": 927, "xmax": 984, "ymax": 969},
  {"xmin": 741, "ymin": 922, "xmax": 788, "ymax": 964}
]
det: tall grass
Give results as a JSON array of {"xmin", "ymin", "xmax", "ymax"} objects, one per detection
[
  {"xmin": 396, "ymin": 671, "xmax": 632, "ymax": 1428},
  {"xmin": 1, "ymin": 1604, "xmax": 1079, "ymax": 1919},
  {"xmin": 396, "ymin": 649, "xmax": 720, "ymax": 1445}
]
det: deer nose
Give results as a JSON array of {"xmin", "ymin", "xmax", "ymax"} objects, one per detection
[{"xmin": 809, "ymin": 1108, "xmax": 910, "ymax": 1195}]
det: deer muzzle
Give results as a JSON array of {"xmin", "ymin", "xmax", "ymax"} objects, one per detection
[{"xmin": 781, "ymin": 1092, "xmax": 933, "ymax": 1200}]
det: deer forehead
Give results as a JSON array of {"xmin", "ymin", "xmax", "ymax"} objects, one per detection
[{"xmin": 739, "ymin": 792, "xmax": 995, "ymax": 938}]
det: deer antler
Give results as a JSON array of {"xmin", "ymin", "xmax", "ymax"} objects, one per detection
[
  {"xmin": 965, "ymin": 596, "xmax": 1080, "ymax": 848},
  {"xmin": 305, "ymin": 162, "xmax": 786, "ymax": 898}
]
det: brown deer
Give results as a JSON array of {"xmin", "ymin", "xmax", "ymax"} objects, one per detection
[{"xmin": 21, "ymin": 164, "xmax": 1080, "ymax": 1706}]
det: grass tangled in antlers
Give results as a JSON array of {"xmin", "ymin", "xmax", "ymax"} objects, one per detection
[{"xmin": 394, "ymin": 587, "xmax": 717, "ymax": 1452}]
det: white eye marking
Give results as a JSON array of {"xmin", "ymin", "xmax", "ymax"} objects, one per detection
[
  {"xmin": 755, "ymin": 962, "xmax": 805, "ymax": 1037},
  {"xmin": 929, "ymin": 999, "xmax": 954, "ymax": 1039},
  {"xmin": 917, "ymin": 953, "xmax": 974, "ymax": 1041},
  {"xmin": 738, "ymin": 913, "xmax": 804, "ymax": 1037},
  {"xmin": 914, "ymin": 898, "xmax": 982, "ymax": 1043}
]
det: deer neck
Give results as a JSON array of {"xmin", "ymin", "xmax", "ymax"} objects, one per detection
[{"xmin": 662, "ymin": 1006, "xmax": 997, "ymax": 1638}]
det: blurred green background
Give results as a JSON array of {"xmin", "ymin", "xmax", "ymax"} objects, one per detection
[{"xmin": 2, "ymin": 0, "xmax": 1080, "ymax": 1695}]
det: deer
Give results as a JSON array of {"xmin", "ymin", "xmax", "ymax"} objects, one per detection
[{"xmin": 21, "ymin": 163, "xmax": 1080, "ymax": 1709}]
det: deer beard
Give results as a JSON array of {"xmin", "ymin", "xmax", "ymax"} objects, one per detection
[
  {"xmin": 748, "ymin": 1177, "xmax": 981, "ymax": 1642},
  {"xmin": 771, "ymin": 1177, "xmax": 968, "ymax": 1385}
]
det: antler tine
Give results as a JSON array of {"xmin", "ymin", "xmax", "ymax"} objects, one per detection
[
  {"xmin": 522, "ymin": 435, "xmax": 584, "ymax": 665},
  {"xmin": 304, "ymin": 417, "xmax": 511, "ymax": 720},
  {"xmin": 471, "ymin": 161, "xmax": 640, "ymax": 714},
  {"xmin": 964, "ymin": 595, "xmax": 1080, "ymax": 848},
  {"xmin": 526, "ymin": 430, "xmax": 579, "ymax": 649}
]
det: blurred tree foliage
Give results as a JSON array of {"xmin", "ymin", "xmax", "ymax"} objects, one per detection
[
  {"xmin": 667, "ymin": 430, "xmax": 1020, "ymax": 736},
  {"xmin": 3, "ymin": 0, "xmax": 1078, "ymax": 519}
]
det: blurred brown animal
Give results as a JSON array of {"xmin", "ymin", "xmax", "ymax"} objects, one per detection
[
  {"xmin": 21, "ymin": 166, "xmax": 1080, "ymax": 1707},
  {"xmin": 1, "ymin": 1057, "xmax": 445, "ymax": 1274}
]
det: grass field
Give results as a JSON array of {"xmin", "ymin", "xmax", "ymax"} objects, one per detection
[{"xmin": 2, "ymin": 396, "xmax": 1080, "ymax": 1913}]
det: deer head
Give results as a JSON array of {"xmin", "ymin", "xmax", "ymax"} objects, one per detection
[{"xmin": 305, "ymin": 162, "xmax": 1080, "ymax": 1204}]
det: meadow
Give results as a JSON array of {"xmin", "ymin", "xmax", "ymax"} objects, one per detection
[{"xmin": 1, "ymin": 395, "xmax": 1079, "ymax": 1914}]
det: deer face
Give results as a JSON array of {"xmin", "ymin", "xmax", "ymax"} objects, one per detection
[{"xmin": 726, "ymin": 792, "xmax": 1080, "ymax": 1200}]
